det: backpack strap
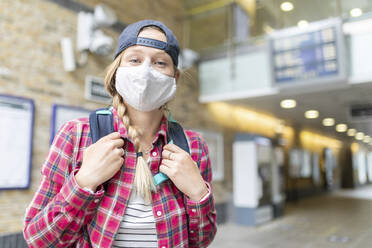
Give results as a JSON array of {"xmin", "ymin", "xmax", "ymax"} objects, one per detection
[
  {"xmin": 89, "ymin": 107, "xmax": 114, "ymax": 191},
  {"xmin": 167, "ymin": 121, "xmax": 189, "ymax": 154},
  {"xmin": 166, "ymin": 111, "xmax": 189, "ymax": 154},
  {"xmin": 89, "ymin": 107, "xmax": 190, "ymax": 187},
  {"xmin": 89, "ymin": 107, "xmax": 114, "ymax": 143},
  {"xmin": 153, "ymin": 119, "xmax": 190, "ymax": 186}
]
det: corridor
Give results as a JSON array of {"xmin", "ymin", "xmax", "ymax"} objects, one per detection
[{"xmin": 211, "ymin": 186, "xmax": 372, "ymax": 248}]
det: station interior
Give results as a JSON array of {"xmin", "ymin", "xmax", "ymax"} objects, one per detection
[{"xmin": 1, "ymin": 0, "xmax": 372, "ymax": 247}]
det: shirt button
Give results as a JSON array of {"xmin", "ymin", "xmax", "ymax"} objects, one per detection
[
  {"xmin": 94, "ymin": 199, "xmax": 99, "ymax": 203},
  {"xmin": 161, "ymin": 246, "xmax": 166, "ymax": 248},
  {"xmin": 190, "ymin": 230, "xmax": 195, "ymax": 233},
  {"xmin": 191, "ymin": 209, "xmax": 196, "ymax": 213},
  {"xmin": 152, "ymin": 151, "xmax": 157, "ymax": 156},
  {"xmin": 156, "ymin": 210, "xmax": 162, "ymax": 217}
]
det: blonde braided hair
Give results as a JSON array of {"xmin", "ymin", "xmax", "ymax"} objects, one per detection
[
  {"xmin": 104, "ymin": 25, "xmax": 178, "ymax": 203},
  {"xmin": 104, "ymin": 52, "xmax": 156, "ymax": 203}
]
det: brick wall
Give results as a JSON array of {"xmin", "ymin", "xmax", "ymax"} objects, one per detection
[{"xmin": 0, "ymin": 0, "xmax": 229, "ymax": 234}]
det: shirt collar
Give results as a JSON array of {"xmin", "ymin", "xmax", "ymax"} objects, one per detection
[{"xmin": 110, "ymin": 106, "xmax": 168, "ymax": 145}]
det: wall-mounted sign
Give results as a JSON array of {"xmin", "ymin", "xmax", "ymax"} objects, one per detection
[
  {"xmin": 50, "ymin": 104, "xmax": 92, "ymax": 144},
  {"xmin": 85, "ymin": 75, "xmax": 111, "ymax": 103},
  {"xmin": 268, "ymin": 18, "xmax": 346, "ymax": 89},
  {"xmin": 0, "ymin": 94, "xmax": 34, "ymax": 190},
  {"xmin": 196, "ymin": 129, "xmax": 224, "ymax": 181}
]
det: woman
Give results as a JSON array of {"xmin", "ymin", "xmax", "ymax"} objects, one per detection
[{"xmin": 23, "ymin": 19, "xmax": 217, "ymax": 248}]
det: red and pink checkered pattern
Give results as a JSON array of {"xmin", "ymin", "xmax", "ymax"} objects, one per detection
[{"xmin": 23, "ymin": 107, "xmax": 217, "ymax": 247}]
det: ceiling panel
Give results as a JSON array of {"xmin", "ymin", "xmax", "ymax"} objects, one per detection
[{"xmin": 227, "ymin": 82, "xmax": 372, "ymax": 141}]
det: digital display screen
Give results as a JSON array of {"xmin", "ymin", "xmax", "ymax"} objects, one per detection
[{"xmin": 269, "ymin": 19, "xmax": 344, "ymax": 86}]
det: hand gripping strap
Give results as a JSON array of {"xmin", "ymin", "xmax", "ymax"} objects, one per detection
[{"xmin": 154, "ymin": 121, "xmax": 190, "ymax": 186}]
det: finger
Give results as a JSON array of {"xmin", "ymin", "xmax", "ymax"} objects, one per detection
[
  {"xmin": 114, "ymin": 147, "xmax": 125, "ymax": 157},
  {"xmin": 161, "ymin": 158, "xmax": 176, "ymax": 168},
  {"xmin": 100, "ymin": 132, "xmax": 121, "ymax": 142},
  {"xmin": 161, "ymin": 149, "xmax": 172, "ymax": 159},
  {"xmin": 163, "ymin": 143, "xmax": 184, "ymax": 154},
  {"xmin": 159, "ymin": 164, "xmax": 173, "ymax": 177},
  {"xmin": 112, "ymin": 156, "xmax": 124, "ymax": 168},
  {"xmin": 162, "ymin": 149, "xmax": 179, "ymax": 161},
  {"xmin": 110, "ymin": 138, "xmax": 125, "ymax": 148}
]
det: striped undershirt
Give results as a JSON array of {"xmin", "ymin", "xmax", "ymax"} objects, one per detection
[{"xmin": 112, "ymin": 189, "xmax": 158, "ymax": 248}]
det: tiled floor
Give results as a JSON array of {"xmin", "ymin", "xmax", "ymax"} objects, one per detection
[{"xmin": 210, "ymin": 186, "xmax": 372, "ymax": 248}]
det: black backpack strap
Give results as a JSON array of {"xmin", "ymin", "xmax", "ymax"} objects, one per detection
[
  {"xmin": 89, "ymin": 108, "xmax": 115, "ymax": 143},
  {"xmin": 167, "ymin": 121, "xmax": 190, "ymax": 154},
  {"xmin": 154, "ymin": 120, "xmax": 190, "ymax": 186},
  {"xmin": 166, "ymin": 120, "xmax": 192, "ymax": 235},
  {"xmin": 88, "ymin": 107, "xmax": 115, "ymax": 191}
]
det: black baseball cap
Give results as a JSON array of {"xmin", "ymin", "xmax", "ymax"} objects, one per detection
[{"xmin": 114, "ymin": 20, "xmax": 180, "ymax": 66}]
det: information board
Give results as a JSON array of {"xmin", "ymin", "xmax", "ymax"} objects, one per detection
[
  {"xmin": 50, "ymin": 104, "xmax": 92, "ymax": 144},
  {"xmin": 196, "ymin": 129, "xmax": 224, "ymax": 181},
  {"xmin": 269, "ymin": 18, "xmax": 346, "ymax": 87},
  {"xmin": 0, "ymin": 94, "xmax": 34, "ymax": 190}
]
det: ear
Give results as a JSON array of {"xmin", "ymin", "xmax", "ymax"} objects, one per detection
[{"xmin": 175, "ymin": 69, "xmax": 181, "ymax": 84}]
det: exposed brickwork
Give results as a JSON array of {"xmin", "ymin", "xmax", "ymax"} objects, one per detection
[{"xmin": 0, "ymin": 0, "xmax": 228, "ymax": 234}]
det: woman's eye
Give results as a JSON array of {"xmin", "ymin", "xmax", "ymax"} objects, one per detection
[
  {"xmin": 155, "ymin": 61, "xmax": 167, "ymax": 67},
  {"xmin": 129, "ymin": 58, "xmax": 140, "ymax": 64}
]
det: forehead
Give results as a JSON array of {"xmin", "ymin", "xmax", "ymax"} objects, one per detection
[{"xmin": 138, "ymin": 27, "xmax": 167, "ymax": 42}]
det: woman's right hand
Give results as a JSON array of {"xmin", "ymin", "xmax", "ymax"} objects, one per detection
[{"xmin": 75, "ymin": 132, "xmax": 125, "ymax": 192}]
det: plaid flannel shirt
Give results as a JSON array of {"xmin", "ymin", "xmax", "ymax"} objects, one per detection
[{"xmin": 23, "ymin": 107, "xmax": 217, "ymax": 247}]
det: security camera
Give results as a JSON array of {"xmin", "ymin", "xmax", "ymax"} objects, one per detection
[
  {"xmin": 94, "ymin": 4, "xmax": 117, "ymax": 27},
  {"xmin": 77, "ymin": 11, "xmax": 94, "ymax": 52},
  {"xmin": 64, "ymin": 4, "xmax": 116, "ymax": 71},
  {"xmin": 89, "ymin": 30, "xmax": 113, "ymax": 56},
  {"xmin": 178, "ymin": 48, "xmax": 200, "ymax": 70},
  {"xmin": 77, "ymin": 6, "xmax": 115, "ymax": 56}
]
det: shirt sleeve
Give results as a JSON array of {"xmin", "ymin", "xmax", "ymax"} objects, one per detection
[
  {"xmin": 185, "ymin": 134, "xmax": 217, "ymax": 248},
  {"xmin": 23, "ymin": 121, "xmax": 104, "ymax": 248}
]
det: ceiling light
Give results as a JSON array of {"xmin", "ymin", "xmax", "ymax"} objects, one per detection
[
  {"xmin": 305, "ymin": 110, "xmax": 319, "ymax": 119},
  {"xmin": 347, "ymin": 128, "xmax": 356, "ymax": 136},
  {"xmin": 363, "ymin": 135, "xmax": 371, "ymax": 143},
  {"xmin": 322, "ymin": 118, "xmax": 335, "ymax": 126},
  {"xmin": 280, "ymin": 2, "xmax": 294, "ymax": 12},
  {"xmin": 297, "ymin": 20, "xmax": 309, "ymax": 28},
  {"xmin": 336, "ymin": 124, "xmax": 347, "ymax": 132},
  {"xmin": 350, "ymin": 8, "xmax": 363, "ymax": 17},
  {"xmin": 355, "ymin": 132, "xmax": 364, "ymax": 140},
  {"xmin": 280, "ymin": 99, "xmax": 296, "ymax": 109}
]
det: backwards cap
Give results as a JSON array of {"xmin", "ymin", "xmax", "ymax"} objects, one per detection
[{"xmin": 114, "ymin": 19, "xmax": 180, "ymax": 66}]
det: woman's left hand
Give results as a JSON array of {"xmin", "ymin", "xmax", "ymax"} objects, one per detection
[{"xmin": 160, "ymin": 144, "xmax": 208, "ymax": 201}]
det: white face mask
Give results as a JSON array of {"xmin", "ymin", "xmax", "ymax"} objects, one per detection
[{"xmin": 115, "ymin": 60, "xmax": 177, "ymax": 112}]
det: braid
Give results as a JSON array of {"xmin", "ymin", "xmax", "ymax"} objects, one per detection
[{"xmin": 112, "ymin": 94, "xmax": 155, "ymax": 203}]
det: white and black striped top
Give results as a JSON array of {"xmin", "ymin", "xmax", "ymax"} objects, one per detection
[{"xmin": 113, "ymin": 190, "xmax": 158, "ymax": 248}]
